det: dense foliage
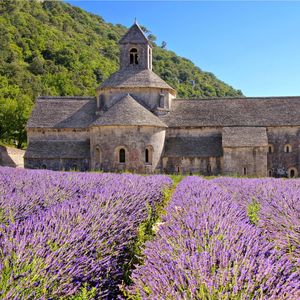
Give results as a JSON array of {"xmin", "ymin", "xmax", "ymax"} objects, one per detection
[
  {"xmin": 0, "ymin": 167, "xmax": 172, "ymax": 299},
  {"xmin": 0, "ymin": 0, "xmax": 243, "ymax": 148},
  {"xmin": 128, "ymin": 177, "xmax": 300, "ymax": 299}
]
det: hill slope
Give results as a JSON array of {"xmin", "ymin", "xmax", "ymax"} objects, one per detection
[{"xmin": 0, "ymin": 0, "xmax": 243, "ymax": 147}]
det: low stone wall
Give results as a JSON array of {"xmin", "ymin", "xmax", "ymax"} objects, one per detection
[{"xmin": 0, "ymin": 145, "xmax": 25, "ymax": 168}]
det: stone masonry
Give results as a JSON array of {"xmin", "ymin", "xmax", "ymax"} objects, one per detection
[{"xmin": 25, "ymin": 22, "xmax": 300, "ymax": 177}]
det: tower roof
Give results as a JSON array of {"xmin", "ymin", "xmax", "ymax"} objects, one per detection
[
  {"xmin": 92, "ymin": 94, "xmax": 167, "ymax": 127},
  {"xmin": 119, "ymin": 23, "xmax": 150, "ymax": 45},
  {"xmin": 99, "ymin": 68, "xmax": 175, "ymax": 93}
]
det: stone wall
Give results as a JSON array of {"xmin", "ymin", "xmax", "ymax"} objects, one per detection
[
  {"xmin": 120, "ymin": 44, "xmax": 152, "ymax": 70},
  {"xmin": 25, "ymin": 158, "xmax": 89, "ymax": 171},
  {"xmin": 97, "ymin": 87, "xmax": 175, "ymax": 112},
  {"xmin": 267, "ymin": 126, "xmax": 300, "ymax": 177},
  {"xmin": 27, "ymin": 128, "xmax": 89, "ymax": 141},
  {"xmin": 166, "ymin": 127, "xmax": 222, "ymax": 138},
  {"xmin": 0, "ymin": 146, "xmax": 24, "ymax": 168},
  {"xmin": 223, "ymin": 146, "xmax": 267, "ymax": 177},
  {"xmin": 162, "ymin": 156, "xmax": 222, "ymax": 175},
  {"xmin": 90, "ymin": 125, "xmax": 165, "ymax": 173}
]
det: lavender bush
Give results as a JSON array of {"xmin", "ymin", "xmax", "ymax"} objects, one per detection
[
  {"xmin": 128, "ymin": 177, "xmax": 300, "ymax": 299},
  {"xmin": 0, "ymin": 167, "xmax": 172, "ymax": 299},
  {"xmin": 214, "ymin": 177, "xmax": 300, "ymax": 262}
]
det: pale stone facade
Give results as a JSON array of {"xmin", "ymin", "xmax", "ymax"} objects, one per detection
[{"xmin": 25, "ymin": 22, "xmax": 300, "ymax": 177}]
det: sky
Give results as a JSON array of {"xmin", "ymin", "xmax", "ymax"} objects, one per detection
[{"xmin": 66, "ymin": 1, "xmax": 300, "ymax": 97}]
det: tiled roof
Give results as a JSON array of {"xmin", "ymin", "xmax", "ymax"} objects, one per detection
[
  {"xmin": 27, "ymin": 97, "xmax": 97, "ymax": 128},
  {"xmin": 99, "ymin": 68, "xmax": 175, "ymax": 92},
  {"xmin": 222, "ymin": 127, "xmax": 268, "ymax": 147},
  {"xmin": 161, "ymin": 97, "xmax": 300, "ymax": 127},
  {"xmin": 119, "ymin": 23, "xmax": 149, "ymax": 45},
  {"xmin": 164, "ymin": 136, "xmax": 222, "ymax": 157},
  {"xmin": 92, "ymin": 94, "xmax": 167, "ymax": 127},
  {"xmin": 24, "ymin": 140, "xmax": 90, "ymax": 159}
]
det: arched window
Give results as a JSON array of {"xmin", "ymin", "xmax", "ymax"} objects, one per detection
[
  {"xmin": 268, "ymin": 144, "xmax": 274, "ymax": 154},
  {"xmin": 288, "ymin": 167, "xmax": 297, "ymax": 178},
  {"xmin": 268, "ymin": 169, "xmax": 272, "ymax": 177},
  {"xmin": 145, "ymin": 148, "xmax": 149, "ymax": 163},
  {"xmin": 41, "ymin": 164, "xmax": 47, "ymax": 169},
  {"xmin": 243, "ymin": 167, "xmax": 247, "ymax": 176},
  {"xmin": 207, "ymin": 163, "xmax": 212, "ymax": 175},
  {"xmin": 284, "ymin": 144, "xmax": 292, "ymax": 153},
  {"xmin": 130, "ymin": 48, "xmax": 138, "ymax": 65},
  {"xmin": 145, "ymin": 146, "xmax": 153, "ymax": 165},
  {"xmin": 119, "ymin": 148, "xmax": 126, "ymax": 163}
]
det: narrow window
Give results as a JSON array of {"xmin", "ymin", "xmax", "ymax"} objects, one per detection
[
  {"xmin": 145, "ymin": 148, "xmax": 149, "ymax": 163},
  {"xmin": 72, "ymin": 164, "xmax": 78, "ymax": 171},
  {"xmin": 207, "ymin": 164, "xmax": 212, "ymax": 175},
  {"xmin": 284, "ymin": 144, "xmax": 292, "ymax": 153},
  {"xmin": 290, "ymin": 169, "xmax": 295, "ymax": 178},
  {"xmin": 243, "ymin": 167, "xmax": 247, "ymax": 176},
  {"xmin": 119, "ymin": 148, "xmax": 125, "ymax": 163},
  {"xmin": 268, "ymin": 169, "xmax": 272, "ymax": 177},
  {"xmin": 268, "ymin": 145, "xmax": 273, "ymax": 154},
  {"xmin": 129, "ymin": 48, "xmax": 138, "ymax": 65}
]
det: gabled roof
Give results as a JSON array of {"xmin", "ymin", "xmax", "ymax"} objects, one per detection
[
  {"xmin": 92, "ymin": 94, "xmax": 167, "ymax": 127},
  {"xmin": 25, "ymin": 141, "xmax": 90, "ymax": 159},
  {"xmin": 222, "ymin": 127, "xmax": 268, "ymax": 147},
  {"xmin": 160, "ymin": 97, "xmax": 300, "ymax": 127},
  {"xmin": 164, "ymin": 136, "xmax": 222, "ymax": 157},
  {"xmin": 99, "ymin": 68, "xmax": 175, "ymax": 93},
  {"xmin": 119, "ymin": 23, "xmax": 149, "ymax": 45},
  {"xmin": 27, "ymin": 97, "xmax": 97, "ymax": 129}
]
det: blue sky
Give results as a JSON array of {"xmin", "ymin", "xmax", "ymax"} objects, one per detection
[{"xmin": 66, "ymin": 1, "xmax": 300, "ymax": 97}]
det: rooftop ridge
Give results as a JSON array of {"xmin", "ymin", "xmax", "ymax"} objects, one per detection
[
  {"xmin": 37, "ymin": 96, "xmax": 96, "ymax": 100},
  {"xmin": 174, "ymin": 96, "xmax": 300, "ymax": 101}
]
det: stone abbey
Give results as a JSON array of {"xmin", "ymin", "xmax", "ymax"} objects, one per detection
[{"xmin": 25, "ymin": 22, "xmax": 300, "ymax": 177}]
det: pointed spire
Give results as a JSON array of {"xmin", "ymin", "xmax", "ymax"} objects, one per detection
[
  {"xmin": 134, "ymin": 17, "xmax": 137, "ymax": 25},
  {"xmin": 119, "ymin": 22, "xmax": 149, "ymax": 45}
]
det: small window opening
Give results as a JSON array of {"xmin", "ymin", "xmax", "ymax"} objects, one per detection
[
  {"xmin": 290, "ymin": 169, "xmax": 295, "ymax": 178},
  {"xmin": 268, "ymin": 146, "xmax": 273, "ymax": 154},
  {"xmin": 268, "ymin": 169, "xmax": 272, "ymax": 177},
  {"xmin": 243, "ymin": 167, "xmax": 247, "ymax": 176},
  {"xmin": 284, "ymin": 144, "xmax": 292, "ymax": 153},
  {"xmin": 130, "ymin": 48, "xmax": 138, "ymax": 65},
  {"xmin": 119, "ymin": 148, "xmax": 126, "ymax": 163},
  {"xmin": 72, "ymin": 164, "xmax": 78, "ymax": 171},
  {"xmin": 41, "ymin": 164, "xmax": 47, "ymax": 169},
  {"xmin": 207, "ymin": 164, "xmax": 212, "ymax": 175},
  {"xmin": 145, "ymin": 148, "xmax": 149, "ymax": 163}
]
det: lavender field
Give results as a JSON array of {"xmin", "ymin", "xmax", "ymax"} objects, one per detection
[
  {"xmin": 1, "ymin": 168, "xmax": 300, "ymax": 300},
  {"xmin": 0, "ymin": 167, "xmax": 172, "ymax": 299},
  {"xmin": 129, "ymin": 177, "xmax": 300, "ymax": 299}
]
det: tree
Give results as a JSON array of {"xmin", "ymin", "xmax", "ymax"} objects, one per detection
[{"xmin": 161, "ymin": 41, "xmax": 167, "ymax": 49}]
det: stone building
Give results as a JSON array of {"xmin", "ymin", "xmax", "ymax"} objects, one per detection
[{"xmin": 25, "ymin": 22, "xmax": 300, "ymax": 177}]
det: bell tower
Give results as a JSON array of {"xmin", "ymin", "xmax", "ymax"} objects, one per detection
[{"xmin": 119, "ymin": 21, "xmax": 152, "ymax": 70}]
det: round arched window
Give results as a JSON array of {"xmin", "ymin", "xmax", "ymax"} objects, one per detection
[
  {"xmin": 119, "ymin": 148, "xmax": 126, "ymax": 163},
  {"xmin": 145, "ymin": 146, "xmax": 153, "ymax": 165},
  {"xmin": 284, "ymin": 144, "xmax": 292, "ymax": 153},
  {"xmin": 268, "ymin": 144, "xmax": 274, "ymax": 154},
  {"xmin": 288, "ymin": 167, "xmax": 298, "ymax": 178},
  {"xmin": 129, "ymin": 48, "xmax": 138, "ymax": 65}
]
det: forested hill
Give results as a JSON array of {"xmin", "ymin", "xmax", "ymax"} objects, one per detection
[{"xmin": 0, "ymin": 0, "xmax": 243, "ymax": 148}]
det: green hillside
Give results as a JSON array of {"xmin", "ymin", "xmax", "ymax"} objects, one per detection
[{"xmin": 0, "ymin": 0, "xmax": 243, "ymax": 148}]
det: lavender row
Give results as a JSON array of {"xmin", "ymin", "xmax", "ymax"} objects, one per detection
[
  {"xmin": 128, "ymin": 177, "xmax": 300, "ymax": 299},
  {"xmin": 213, "ymin": 177, "xmax": 300, "ymax": 261},
  {"xmin": 0, "ymin": 167, "xmax": 172, "ymax": 299},
  {"xmin": 0, "ymin": 167, "xmax": 168, "ymax": 225}
]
